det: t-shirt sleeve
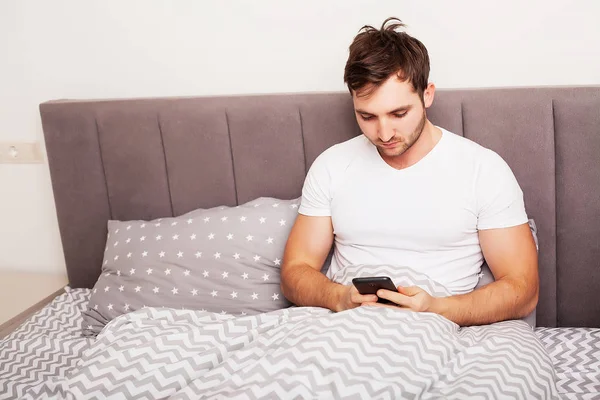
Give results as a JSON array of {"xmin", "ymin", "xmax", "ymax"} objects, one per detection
[
  {"xmin": 298, "ymin": 152, "xmax": 333, "ymax": 217},
  {"xmin": 476, "ymin": 150, "xmax": 529, "ymax": 230}
]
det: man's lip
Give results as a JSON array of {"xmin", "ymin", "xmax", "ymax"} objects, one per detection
[{"xmin": 381, "ymin": 141, "xmax": 400, "ymax": 147}]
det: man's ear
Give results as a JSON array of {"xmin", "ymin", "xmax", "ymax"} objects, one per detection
[{"xmin": 423, "ymin": 82, "xmax": 436, "ymax": 109}]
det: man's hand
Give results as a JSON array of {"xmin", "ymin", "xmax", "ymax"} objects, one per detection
[
  {"xmin": 362, "ymin": 286, "xmax": 436, "ymax": 313},
  {"xmin": 336, "ymin": 285, "xmax": 379, "ymax": 312}
]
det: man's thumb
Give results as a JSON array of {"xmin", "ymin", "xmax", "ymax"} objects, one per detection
[{"xmin": 398, "ymin": 286, "xmax": 421, "ymax": 296}]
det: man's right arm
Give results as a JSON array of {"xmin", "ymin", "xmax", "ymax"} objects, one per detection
[{"xmin": 280, "ymin": 214, "xmax": 377, "ymax": 311}]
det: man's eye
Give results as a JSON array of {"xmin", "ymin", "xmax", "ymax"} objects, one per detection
[
  {"xmin": 360, "ymin": 115, "xmax": 374, "ymax": 121},
  {"xmin": 393, "ymin": 113, "xmax": 407, "ymax": 118}
]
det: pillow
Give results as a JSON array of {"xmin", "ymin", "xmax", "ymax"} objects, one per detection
[{"xmin": 82, "ymin": 197, "xmax": 299, "ymax": 336}]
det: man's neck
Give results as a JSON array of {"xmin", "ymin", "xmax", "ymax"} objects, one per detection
[{"xmin": 382, "ymin": 121, "xmax": 442, "ymax": 170}]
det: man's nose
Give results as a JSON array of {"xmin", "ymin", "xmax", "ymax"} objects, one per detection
[{"xmin": 378, "ymin": 121, "xmax": 395, "ymax": 142}]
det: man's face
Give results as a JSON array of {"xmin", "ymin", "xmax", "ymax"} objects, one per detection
[{"xmin": 352, "ymin": 75, "xmax": 434, "ymax": 159}]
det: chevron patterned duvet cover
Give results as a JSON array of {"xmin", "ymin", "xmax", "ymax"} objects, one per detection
[{"xmin": 1, "ymin": 289, "xmax": 599, "ymax": 399}]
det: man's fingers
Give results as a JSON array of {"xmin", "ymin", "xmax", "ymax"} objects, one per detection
[
  {"xmin": 377, "ymin": 289, "xmax": 412, "ymax": 307},
  {"xmin": 354, "ymin": 293, "xmax": 378, "ymax": 303},
  {"xmin": 398, "ymin": 286, "xmax": 422, "ymax": 296}
]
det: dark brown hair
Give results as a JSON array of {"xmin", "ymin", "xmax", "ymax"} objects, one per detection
[{"xmin": 344, "ymin": 17, "xmax": 430, "ymax": 100}]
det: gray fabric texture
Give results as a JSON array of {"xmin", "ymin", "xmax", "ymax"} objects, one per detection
[
  {"xmin": 81, "ymin": 197, "xmax": 299, "ymax": 336},
  {"xmin": 22, "ymin": 265, "xmax": 559, "ymax": 400}
]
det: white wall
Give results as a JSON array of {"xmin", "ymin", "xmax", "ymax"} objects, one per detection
[{"xmin": 1, "ymin": 0, "xmax": 599, "ymax": 275}]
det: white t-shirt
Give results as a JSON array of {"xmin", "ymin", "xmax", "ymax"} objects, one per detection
[{"xmin": 298, "ymin": 127, "xmax": 528, "ymax": 294}]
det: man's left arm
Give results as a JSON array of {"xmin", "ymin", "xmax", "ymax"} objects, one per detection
[
  {"xmin": 429, "ymin": 222, "xmax": 539, "ymax": 325},
  {"xmin": 373, "ymin": 222, "xmax": 539, "ymax": 326}
]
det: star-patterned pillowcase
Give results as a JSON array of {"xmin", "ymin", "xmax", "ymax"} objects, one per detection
[{"xmin": 82, "ymin": 197, "xmax": 300, "ymax": 336}]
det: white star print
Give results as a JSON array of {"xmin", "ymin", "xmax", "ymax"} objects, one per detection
[
  {"xmin": 153, "ymin": 287, "xmax": 160, "ymax": 293},
  {"xmin": 142, "ymin": 251, "xmax": 148, "ymax": 257},
  {"xmin": 242, "ymin": 272, "xmax": 249, "ymax": 280},
  {"xmin": 203, "ymin": 270, "xmax": 209, "ymax": 277},
  {"xmin": 204, "ymin": 217, "xmax": 210, "ymax": 223},
  {"xmin": 254, "ymin": 255, "xmax": 261, "ymax": 262},
  {"xmin": 104, "ymin": 260, "xmax": 108, "ymax": 265},
  {"xmin": 93, "ymin": 288, "xmax": 97, "ymax": 294},
  {"xmin": 195, "ymin": 251, "xmax": 202, "ymax": 258},
  {"xmin": 214, "ymin": 252, "xmax": 221, "ymax": 259},
  {"xmin": 171, "ymin": 287, "xmax": 179, "ymax": 295},
  {"xmin": 172, "ymin": 234, "xmax": 179, "ymax": 240},
  {"xmin": 279, "ymin": 219, "xmax": 286, "ymax": 226},
  {"xmin": 94, "ymin": 304, "xmax": 99, "ymax": 310},
  {"xmin": 259, "ymin": 217, "xmax": 266, "ymax": 224},
  {"xmin": 171, "ymin": 221, "xmax": 178, "ymax": 226},
  {"xmin": 190, "ymin": 234, "xmax": 196, "ymax": 240},
  {"xmin": 117, "ymin": 270, "xmax": 121, "ymax": 276},
  {"xmin": 159, "ymin": 251, "xmax": 165, "ymax": 258},
  {"xmin": 107, "ymin": 304, "xmax": 113, "ymax": 310},
  {"xmin": 126, "ymin": 238, "xmax": 131, "ymax": 243},
  {"xmin": 221, "ymin": 216, "xmax": 228, "ymax": 222},
  {"xmin": 254, "ymin": 204, "xmax": 260, "ymax": 207},
  {"xmin": 146, "ymin": 268, "xmax": 153, "ymax": 275},
  {"xmin": 274, "ymin": 258, "xmax": 281, "ymax": 266},
  {"xmin": 221, "ymin": 311, "xmax": 227, "ymax": 315},
  {"xmin": 230, "ymin": 291, "xmax": 238, "ymax": 299},
  {"xmin": 114, "ymin": 241, "xmax": 119, "ymax": 247},
  {"xmin": 126, "ymin": 225, "xmax": 132, "ymax": 230},
  {"xmin": 114, "ymin": 255, "xmax": 119, "ymax": 261},
  {"xmin": 187, "ymin": 218, "xmax": 193, "ymax": 224},
  {"xmin": 222, "ymin": 271, "xmax": 229, "ymax": 279},
  {"xmin": 273, "ymin": 203, "xmax": 280, "ymax": 208},
  {"xmin": 227, "ymin": 233, "xmax": 233, "ymax": 240},
  {"xmin": 127, "ymin": 252, "xmax": 132, "ymax": 258},
  {"xmin": 130, "ymin": 268, "xmax": 136, "ymax": 275},
  {"xmin": 262, "ymin": 273, "xmax": 270, "ymax": 281},
  {"xmin": 115, "ymin": 229, "xmax": 119, "ymax": 233},
  {"xmin": 211, "ymin": 290, "xmax": 218, "ymax": 297},
  {"xmin": 104, "ymin": 272, "xmax": 110, "ymax": 277},
  {"xmin": 266, "ymin": 237, "xmax": 274, "ymax": 244},
  {"xmin": 177, "ymin": 251, "xmax": 184, "ymax": 258},
  {"xmin": 291, "ymin": 204, "xmax": 298, "ymax": 209},
  {"xmin": 165, "ymin": 268, "xmax": 171, "ymax": 275},
  {"xmin": 119, "ymin": 285, "xmax": 124, "ymax": 292},
  {"xmin": 233, "ymin": 253, "xmax": 240, "ymax": 260},
  {"xmin": 140, "ymin": 223, "xmax": 146, "ymax": 228},
  {"xmin": 140, "ymin": 236, "xmax": 146, "ymax": 241},
  {"xmin": 104, "ymin": 286, "xmax": 110, "ymax": 292},
  {"xmin": 87, "ymin": 325, "xmax": 93, "ymax": 330},
  {"xmin": 240, "ymin": 216, "xmax": 247, "ymax": 222},
  {"xmin": 272, "ymin": 293, "xmax": 279, "ymax": 300},
  {"xmin": 184, "ymin": 270, "xmax": 190, "ymax": 276},
  {"xmin": 135, "ymin": 286, "xmax": 141, "ymax": 293},
  {"xmin": 246, "ymin": 235, "xmax": 254, "ymax": 241},
  {"xmin": 124, "ymin": 304, "xmax": 130, "ymax": 311},
  {"xmin": 191, "ymin": 289, "xmax": 198, "ymax": 296},
  {"xmin": 155, "ymin": 222, "xmax": 161, "ymax": 227},
  {"xmin": 241, "ymin": 311, "xmax": 247, "ymax": 316},
  {"xmin": 156, "ymin": 235, "xmax": 162, "ymax": 240},
  {"xmin": 251, "ymin": 293, "xmax": 259, "ymax": 300},
  {"xmin": 208, "ymin": 233, "xmax": 215, "ymax": 240}
]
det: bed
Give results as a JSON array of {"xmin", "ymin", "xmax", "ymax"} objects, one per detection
[{"xmin": 1, "ymin": 86, "xmax": 599, "ymax": 399}]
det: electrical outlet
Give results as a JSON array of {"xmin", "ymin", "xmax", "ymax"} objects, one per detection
[{"xmin": 0, "ymin": 142, "xmax": 44, "ymax": 164}]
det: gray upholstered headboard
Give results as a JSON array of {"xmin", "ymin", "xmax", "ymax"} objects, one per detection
[{"xmin": 39, "ymin": 87, "xmax": 600, "ymax": 328}]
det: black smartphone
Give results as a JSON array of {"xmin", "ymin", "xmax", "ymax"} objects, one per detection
[{"xmin": 352, "ymin": 276, "xmax": 398, "ymax": 305}]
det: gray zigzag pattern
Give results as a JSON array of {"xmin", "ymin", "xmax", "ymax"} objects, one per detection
[
  {"xmin": 22, "ymin": 304, "xmax": 560, "ymax": 399},
  {"xmin": 1, "ymin": 287, "xmax": 598, "ymax": 400},
  {"xmin": 0, "ymin": 288, "xmax": 92, "ymax": 400},
  {"xmin": 535, "ymin": 327, "xmax": 600, "ymax": 398}
]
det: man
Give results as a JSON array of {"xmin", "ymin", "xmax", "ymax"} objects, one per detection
[{"xmin": 280, "ymin": 17, "xmax": 539, "ymax": 326}]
